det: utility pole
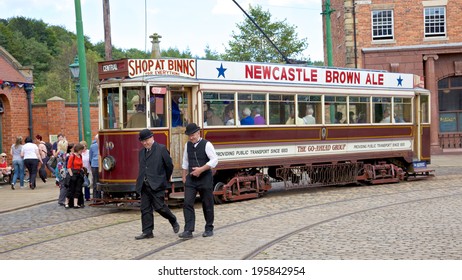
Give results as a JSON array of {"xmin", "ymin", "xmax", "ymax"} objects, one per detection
[
  {"xmin": 103, "ymin": 0, "xmax": 112, "ymax": 60},
  {"xmin": 74, "ymin": 0, "xmax": 92, "ymax": 146},
  {"xmin": 321, "ymin": 0, "xmax": 335, "ymax": 66}
]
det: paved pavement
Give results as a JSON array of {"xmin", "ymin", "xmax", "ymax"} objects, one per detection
[{"xmin": 0, "ymin": 154, "xmax": 460, "ymax": 213}]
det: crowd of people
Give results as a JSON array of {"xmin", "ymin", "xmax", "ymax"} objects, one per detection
[
  {"xmin": 4, "ymin": 124, "xmax": 219, "ymax": 240},
  {"xmin": 1, "ymin": 133, "xmax": 100, "ymax": 209}
]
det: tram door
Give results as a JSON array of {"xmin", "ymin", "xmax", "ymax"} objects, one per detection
[
  {"xmin": 169, "ymin": 87, "xmax": 192, "ymax": 179},
  {"xmin": 413, "ymin": 92, "xmax": 431, "ymax": 160}
]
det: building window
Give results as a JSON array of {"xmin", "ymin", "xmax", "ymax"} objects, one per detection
[
  {"xmin": 438, "ymin": 76, "xmax": 462, "ymax": 132},
  {"xmin": 424, "ymin": 7, "xmax": 446, "ymax": 38},
  {"xmin": 372, "ymin": 10, "xmax": 394, "ymax": 40}
]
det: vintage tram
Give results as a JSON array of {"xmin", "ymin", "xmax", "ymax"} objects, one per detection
[{"xmin": 94, "ymin": 58, "xmax": 432, "ymax": 207}]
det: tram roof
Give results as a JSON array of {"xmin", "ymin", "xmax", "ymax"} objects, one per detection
[{"xmin": 98, "ymin": 58, "xmax": 424, "ymax": 90}]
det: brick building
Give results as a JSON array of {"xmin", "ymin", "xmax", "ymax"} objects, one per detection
[
  {"xmin": 0, "ymin": 46, "xmax": 98, "ymax": 162},
  {"xmin": 324, "ymin": 0, "xmax": 462, "ymax": 153}
]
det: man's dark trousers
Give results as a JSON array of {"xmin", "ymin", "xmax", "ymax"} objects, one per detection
[{"xmin": 140, "ymin": 182, "xmax": 176, "ymax": 234}]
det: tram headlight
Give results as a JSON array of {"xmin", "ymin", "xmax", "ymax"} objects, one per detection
[{"xmin": 102, "ymin": 156, "xmax": 116, "ymax": 171}]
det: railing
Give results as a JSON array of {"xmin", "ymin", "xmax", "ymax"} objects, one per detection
[{"xmin": 439, "ymin": 133, "xmax": 462, "ymax": 149}]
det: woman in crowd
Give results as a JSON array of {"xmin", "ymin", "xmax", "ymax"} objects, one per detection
[
  {"xmin": 10, "ymin": 136, "xmax": 25, "ymax": 189},
  {"xmin": 64, "ymin": 143, "xmax": 85, "ymax": 209},
  {"xmin": 55, "ymin": 142, "xmax": 70, "ymax": 206},
  {"xmin": 21, "ymin": 136, "xmax": 42, "ymax": 189},
  {"xmin": 35, "ymin": 135, "xmax": 48, "ymax": 183},
  {"xmin": 0, "ymin": 152, "xmax": 12, "ymax": 187},
  {"xmin": 80, "ymin": 140, "xmax": 91, "ymax": 201}
]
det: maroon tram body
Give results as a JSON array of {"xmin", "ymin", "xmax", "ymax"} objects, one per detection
[{"xmin": 94, "ymin": 58, "xmax": 432, "ymax": 207}]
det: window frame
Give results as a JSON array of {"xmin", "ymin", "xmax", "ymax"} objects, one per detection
[
  {"xmin": 371, "ymin": 9, "xmax": 394, "ymax": 41},
  {"xmin": 424, "ymin": 6, "xmax": 446, "ymax": 38}
]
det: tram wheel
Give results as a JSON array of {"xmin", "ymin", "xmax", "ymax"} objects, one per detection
[{"xmin": 213, "ymin": 182, "xmax": 225, "ymax": 204}]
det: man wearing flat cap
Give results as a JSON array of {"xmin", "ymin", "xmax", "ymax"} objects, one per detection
[
  {"xmin": 134, "ymin": 129, "xmax": 179, "ymax": 240},
  {"xmin": 178, "ymin": 123, "xmax": 218, "ymax": 239}
]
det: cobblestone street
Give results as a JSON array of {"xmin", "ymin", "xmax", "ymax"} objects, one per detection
[{"xmin": 0, "ymin": 155, "xmax": 461, "ymax": 260}]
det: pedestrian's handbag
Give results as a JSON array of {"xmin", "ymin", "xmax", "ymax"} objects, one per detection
[
  {"xmin": 82, "ymin": 174, "xmax": 90, "ymax": 188},
  {"xmin": 63, "ymin": 155, "xmax": 75, "ymax": 187},
  {"xmin": 48, "ymin": 156, "xmax": 57, "ymax": 169},
  {"xmin": 64, "ymin": 173, "xmax": 71, "ymax": 187}
]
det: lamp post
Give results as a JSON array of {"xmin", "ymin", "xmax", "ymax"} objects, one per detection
[
  {"xmin": 69, "ymin": 56, "xmax": 83, "ymax": 142},
  {"xmin": 74, "ymin": 0, "xmax": 92, "ymax": 145},
  {"xmin": 24, "ymin": 83, "xmax": 34, "ymax": 139}
]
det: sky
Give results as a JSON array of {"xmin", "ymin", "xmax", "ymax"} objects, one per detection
[{"xmin": 1, "ymin": 0, "xmax": 324, "ymax": 62}]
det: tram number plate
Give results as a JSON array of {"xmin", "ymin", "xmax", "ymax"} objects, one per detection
[{"xmin": 413, "ymin": 161, "xmax": 427, "ymax": 169}]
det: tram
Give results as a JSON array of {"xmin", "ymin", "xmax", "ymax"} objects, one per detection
[{"xmin": 94, "ymin": 58, "xmax": 432, "ymax": 207}]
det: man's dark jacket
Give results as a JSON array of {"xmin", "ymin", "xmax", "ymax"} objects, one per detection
[{"xmin": 135, "ymin": 142, "xmax": 173, "ymax": 194}]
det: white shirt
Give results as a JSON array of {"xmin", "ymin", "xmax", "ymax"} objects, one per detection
[
  {"xmin": 81, "ymin": 149, "xmax": 90, "ymax": 170},
  {"xmin": 303, "ymin": 115, "xmax": 316, "ymax": 124},
  {"xmin": 182, "ymin": 138, "xmax": 218, "ymax": 170},
  {"xmin": 22, "ymin": 143, "xmax": 39, "ymax": 160}
]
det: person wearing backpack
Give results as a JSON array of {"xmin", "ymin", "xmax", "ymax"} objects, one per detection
[{"xmin": 43, "ymin": 141, "xmax": 55, "ymax": 174}]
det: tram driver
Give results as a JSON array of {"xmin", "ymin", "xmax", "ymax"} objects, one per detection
[
  {"xmin": 171, "ymin": 94, "xmax": 183, "ymax": 127},
  {"xmin": 126, "ymin": 104, "xmax": 147, "ymax": 128}
]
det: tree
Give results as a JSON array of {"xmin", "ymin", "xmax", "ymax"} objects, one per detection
[
  {"xmin": 223, "ymin": 5, "xmax": 308, "ymax": 63},
  {"xmin": 204, "ymin": 45, "xmax": 221, "ymax": 60},
  {"xmin": 161, "ymin": 47, "xmax": 193, "ymax": 58}
]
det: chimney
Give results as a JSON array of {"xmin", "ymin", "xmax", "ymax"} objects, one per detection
[{"xmin": 150, "ymin": 33, "xmax": 162, "ymax": 59}]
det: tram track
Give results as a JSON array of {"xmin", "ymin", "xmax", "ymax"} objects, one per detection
[
  {"xmin": 1, "ymin": 175, "xmax": 461, "ymax": 259},
  {"xmin": 133, "ymin": 179, "xmax": 462, "ymax": 260},
  {"xmin": 242, "ymin": 192, "xmax": 462, "ymax": 259}
]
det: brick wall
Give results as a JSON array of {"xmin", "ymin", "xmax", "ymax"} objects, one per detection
[
  {"xmin": 327, "ymin": 0, "xmax": 462, "ymax": 69},
  {"xmin": 32, "ymin": 97, "xmax": 99, "ymax": 145},
  {"xmin": 1, "ymin": 93, "xmax": 98, "ymax": 158}
]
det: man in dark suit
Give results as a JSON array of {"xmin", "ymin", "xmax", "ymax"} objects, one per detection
[{"xmin": 135, "ymin": 129, "xmax": 180, "ymax": 240}]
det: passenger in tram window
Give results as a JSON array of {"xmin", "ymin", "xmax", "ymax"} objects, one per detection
[
  {"xmin": 349, "ymin": 111, "xmax": 356, "ymax": 123},
  {"xmin": 252, "ymin": 107, "xmax": 266, "ymax": 125},
  {"xmin": 303, "ymin": 107, "xmax": 316, "ymax": 124},
  {"xmin": 223, "ymin": 102, "xmax": 233, "ymax": 124},
  {"xmin": 171, "ymin": 94, "xmax": 183, "ymax": 127},
  {"xmin": 357, "ymin": 111, "xmax": 367, "ymax": 123},
  {"xmin": 334, "ymin": 111, "xmax": 343, "ymax": 123},
  {"xmin": 286, "ymin": 109, "xmax": 304, "ymax": 125},
  {"xmin": 240, "ymin": 107, "xmax": 254, "ymax": 125},
  {"xmin": 394, "ymin": 113, "xmax": 405, "ymax": 123},
  {"xmin": 203, "ymin": 102, "xmax": 210, "ymax": 123},
  {"xmin": 380, "ymin": 109, "xmax": 391, "ymax": 123},
  {"xmin": 126, "ymin": 104, "xmax": 147, "ymax": 128},
  {"xmin": 225, "ymin": 109, "xmax": 237, "ymax": 125},
  {"xmin": 204, "ymin": 109, "xmax": 223, "ymax": 126}
]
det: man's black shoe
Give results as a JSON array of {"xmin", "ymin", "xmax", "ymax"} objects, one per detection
[
  {"xmin": 202, "ymin": 230, "xmax": 214, "ymax": 237},
  {"xmin": 135, "ymin": 233, "xmax": 154, "ymax": 240},
  {"xmin": 172, "ymin": 222, "xmax": 180, "ymax": 234},
  {"xmin": 178, "ymin": 231, "xmax": 193, "ymax": 239}
]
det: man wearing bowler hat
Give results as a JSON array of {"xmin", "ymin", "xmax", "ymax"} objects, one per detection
[
  {"xmin": 135, "ymin": 129, "xmax": 180, "ymax": 240},
  {"xmin": 178, "ymin": 123, "xmax": 218, "ymax": 239}
]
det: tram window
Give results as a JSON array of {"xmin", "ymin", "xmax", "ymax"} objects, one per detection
[
  {"xmin": 394, "ymin": 97, "xmax": 412, "ymax": 123},
  {"xmin": 349, "ymin": 96, "xmax": 370, "ymax": 123},
  {"xmin": 325, "ymin": 96, "xmax": 347, "ymax": 124},
  {"xmin": 373, "ymin": 97, "xmax": 392, "ymax": 123},
  {"xmin": 269, "ymin": 94, "xmax": 294, "ymax": 125},
  {"xmin": 420, "ymin": 95, "xmax": 430, "ymax": 123},
  {"xmin": 238, "ymin": 93, "xmax": 266, "ymax": 125},
  {"xmin": 203, "ymin": 92, "xmax": 235, "ymax": 126},
  {"xmin": 124, "ymin": 87, "xmax": 147, "ymax": 128},
  {"xmin": 297, "ymin": 95, "xmax": 321, "ymax": 125},
  {"xmin": 149, "ymin": 88, "xmax": 167, "ymax": 127},
  {"xmin": 102, "ymin": 87, "xmax": 120, "ymax": 129}
]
